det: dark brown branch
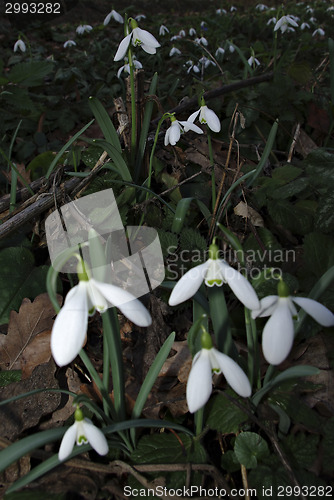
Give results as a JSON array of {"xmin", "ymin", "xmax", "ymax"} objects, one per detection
[
  {"xmin": 0, "ymin": 160, "xmax": 106, "ymax": 241},
  {"xmin": 151, "ymin": 72, "xmax": 274, "ymax": 125}
]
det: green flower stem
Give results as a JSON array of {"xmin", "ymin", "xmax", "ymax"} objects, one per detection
[
  {"xmin": 208, "ymin": 286, "xmax": 238, "ymax": 359},
  {"xmin": 244, "ymin": 307, "xmax": 260, "ymax": 389},
  {"xmin": 102, "ymin": 308, "xmax": 126, "ymax": 421},
  {"xmin": 79, "ymin": 349, "xmax": 116, "ymax": 420},
  {"xmin": 137, "ymin": 114, "xmax": 167, "ymax": 230},
  {"xmin": 103, "ymin": 331, "xmax": 111, "ymax": 418},
  {"xmin": 128, "ymin": 46, "xmax": 137, "ymax": 163},
  {"xmin": 195, "ymin": 406, "xmax": 204, "ymax": 436},
  {"xmin": 207, "ymin": 129, "xmax": 216, "ymax": 212}
]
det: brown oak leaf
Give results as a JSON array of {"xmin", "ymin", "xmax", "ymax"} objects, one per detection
[{"xmin": 0, "ymin": 293, "xmax": 62, "ymax": 377}]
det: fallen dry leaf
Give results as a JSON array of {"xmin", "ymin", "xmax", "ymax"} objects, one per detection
[
  {"xmin": 234, "ymin": 201, "xmax": 264, "ymax": 227},
  {"xmin": 20, "ymin": 330, "xmax": 52, "ymax": 379},
  {"xmin": 0, "ymin": 293, "xmax": 62, "ymax": 374},
  {"xmin": 0, "ymin": 360, "xmax": 60, "ymax": 440}
]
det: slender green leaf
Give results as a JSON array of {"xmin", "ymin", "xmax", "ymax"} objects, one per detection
[
  {"xmin": 93, "ymin": 139, "xmax": 132, "ymax": 181},
  {"xmin": 247, "ymin": 119, "xmax": 279, "ymax": 186},
  {"xmin": 132, "ymin": 332, "xmax": 175, "ymax": 420},
  {"xmin": 46, "ymin": 120, "xmax": 94, "ymax": 178},
  {"xmin": 88, "ymin": 97, "xmax": 122, "ymax": 154},
  {"xmin": 135, "ymin": 73, "xmax": 158, "ymax": 181},
  {"xmin": 216, "ymin": 223, "xmax": 245, "ymax": 265},
  {"xmin": 252, "ymin": 365, "xmax": 320, "ymax": 406},
  {"xmin": 0, "ymin": 428, "xmax": 65, "ymax": 473},
  {"xmin": 172, "ymin": 197, "xmax": 193, "ymax": 233}
]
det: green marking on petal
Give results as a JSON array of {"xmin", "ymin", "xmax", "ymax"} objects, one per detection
[
  {"xmin": 78, "ymin": 434, "xmax": 88, "ymax": 445},
  {"xmin": 212, "ymin": 368, "xmax": 220, "ymax": 374},
  {"xmin": 207, "ymin": 279, "xmax": 223, "ymax": 286}
]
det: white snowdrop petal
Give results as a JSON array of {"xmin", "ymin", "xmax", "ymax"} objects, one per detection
[
  {"xmin": 51, "ymin": 282, "xmax": 88, "ymax": 367},
  {"xmin": 168, "ymin": 261, "xmax": 210, "ymax": 306},
  {"xmin": 218, "ymin": 260, "xmax": 260, "ymax": 310},
  {"xmin": 114, "ymin": 34, "xmax": 132, "ymax": 61},
  {"xmin": 186, "ymin": 350, "xmax": 213, "ymax": 412},
  {"xmin": 212, "ymin": 349, "xmax": 251, "ymax": 397},
  {"xmin": 262, "ymin": 298, "xmax": 294, "ymax": 365},
  {"xmin": 58, "ymin": 424, "xmax": 77, "ymax": 461},
  {"xmin": 251, "ymin": 295, "xmax": 279, "ymax": 319},
  {"xmin": 82, "ymin": 419, "xmax": 109, "ymax": 456},
  {"xmin": 292, "ymin": 297, "xmax": 334, "ymax": 327},
  {"xmin": 134, "ymin": 28, "xmax": 160, "ymax": 48},
  {"xmin": 202, "ymin": 107, "xmax": 221, "ymax": 132}
]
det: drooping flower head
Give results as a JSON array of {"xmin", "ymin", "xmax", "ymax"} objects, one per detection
[
  {"xmin": 274, "ymin": 15, "xmax": 298, "ymax": 33},
  {"xmin": 13, "ymin": 39, "xmax": 26, "ymax": 52},
  {"xmin": 252, "ymin": 279, "xmax": 334, "ymax": 365},
  {"xmin": 104, "ymin": 9, "xmax": 124, "ymax": 25},
  {"xmin": 58, "ymin": 406, "xmax": 108, "ymax": 461},
  {"xmin": 51, "ymin": 260, "xmax": 152, "ymax": 366},
  {"xmin": 63, "ymin": 40, "xmax": 76, "ymax": 48},
  {"xmin": 186, "ymin": 96, "xmax": 221, "ymax": 133},
  {"xmin": 186, "ymin": 329, "xmax": 251, "ymax": 412},
  {"xmin": 114, "ymin": 18, "xmax": 160, "ymax": 61},
  {"xmin": 164, "ymin": 114, "xmax": 203, "ymax": 146},
  {"xmin": 76, "ymin": 24, "xmax": 93, "ymax": 35},
  {"xmin": 168, "ymin": 242, "xmax": 259, "ymax": 310}
]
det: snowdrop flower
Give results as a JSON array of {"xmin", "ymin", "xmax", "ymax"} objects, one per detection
[
  {"xmin": 327, "ymin": 6, "xmax": 334, "ymax": 12},
  {"xmin": 230, "ymin": 6, "xmax": 237, "ymax": 12},
  {"xmin": 63, "ymin": 40, "xmax": 76, "ymax": 48},
  {"xmin": 200, "ymin": 21, "xmax": 207, "ymax": 29},
  {"xmin": 252, "ymin": 280, "xmax": 334, "ymax": 366},
  {"xmin": 215, "ymin": 47, "xmax": 225, "ymax": 57},
  {"xmin": 58, "ymin": 407, "xmax": 108, "ymax": 461},
  {"xmin": 267, "ymin": 17, "xmax": 277, "ymax": 26},
  {"xmin": 195, "ymin": 36, "xmax": 208, "ymax": 46},
  {"xmin": 179, "ymin": 30, "xmax": 186, "ymax": 37},
  {"xmin": 189, "ymin": 28, "xmax": 197, "ymax": 36},
  {"xmin": 164, "ymin": 115, "xmax": 203, "ymax": 146},
  {"xmin": 76, "ymin": 24, "xmax": 93, "ymax": 35},
  {"xmin": 169, "ymin": 47, "xmax": 181, "ymax": 57},
  {"xmin": 135, "ymin": 14, "xmax": 146, "ymax": 21},
  {"xmin": 274, "ymin": 15, "xmax": 299, "ymax": 33},
  {"xmin": 312, "ymin": 28, "xmax": 325, "ymax": 36},
  {"xmin": 170, "ymin": 35, "xmax": 182, "ymax": 41},
  {"xmin": 186, "ymin": 98, "xmax": 221, "ymax": 133},
  {"xmin": 216, "ymin": 9, "xmax": 227, "ymax": 15},
  {"xmin": 199, "ymin": 56, "xmax": 216, "ymax": 68},
  {"xmin": 114, "ymin": 19, "xmax": 160, "ymax": 61},
  {"xmin": 256, "ymin": 4, "xmax": 268, "ymax": 11},
  {"xmin": 159, "ymin": 25, "xmax": 169, "ymax": 36},
  {"xmin": 117, "ymin": 56, "xmax": 142, "ymax": 78},
  {"xmin": 104, "ymin": 9, "xmax": 124, "ymax": 25},
  {"xmin": 51, "ymin": 265, "xmax": 151, "ymax": 366},
  {"xmin": 168, "ymin": 242, "xmax": 259, "ymax": 310},
  {"xmin": 187, "ymin": 329, "xmax": 251, "ymax": 412},
  {"xmin": 300, "ymin": 22, "xmax": 310, "ymax": 30},
  {"xmin": 248, "ymin": 55, "xmax": 260, "ymax": 67},
  {"xmin": 13, "ymin": 39, "xmax": 26, "ymax": 52},
  {"xmin": 186, "ymin": 60, "xmax": 200, "ymax": 73},
  {"xmin": 227, "ymin": 42, "xmax": 235, "ymax": 53},
  {"xmin": 309, "ymin": 17, "xmax": 317, "ymax": 24}
]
